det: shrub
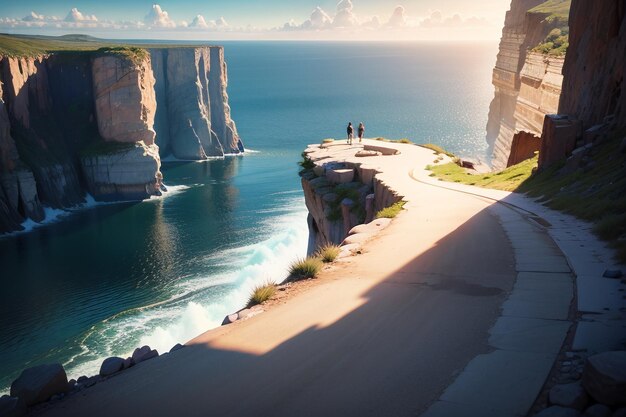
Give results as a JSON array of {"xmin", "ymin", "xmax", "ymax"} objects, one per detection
[
  {"xmin": 299, "ymin": 152, "xmax": 315, "ymax": 170},
  {"xmin": 289, "ymin": 257, "xmax": 323, "ymax": 280},
  {"xmin": 316, "ymin": 244, "xmax": 341, "ymax": 263},
  {"xmin": 247, "ymin": 283, "xmax": 277, "ymax": 307},
  {"xmin": 375, "ymin": 201, "xmax": 406, "ymax": 219}
]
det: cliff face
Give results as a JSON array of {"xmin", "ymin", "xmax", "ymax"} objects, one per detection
[
  {"xmin": 486, "ymin": 0, "xmax": 567, "ymax": 170},
  {"xmin": 0, "ymin": 45, "xmax": 243, "ymax": 233},
  {"xmin": 559, "ymin": 1, "xmax": 625, "ymax": 130},
  {"xmin": 150, "ymin": 47, "xmax": 244, "ymax": 159},
  {"xmin": 537, "ymin": 0, "xmax": 626, "ymax": 169},
  {"xmin": 84, "ymin": 54, "xmax": 162, "ymax": 200},
  {"xmin": 300, "ymin": 145, "xmax": 402, "ymax": 251}
]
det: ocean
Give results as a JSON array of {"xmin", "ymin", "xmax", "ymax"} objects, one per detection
[{"xmin": 0, "ymin": 41, "xmax": 497, "ymax": 392}]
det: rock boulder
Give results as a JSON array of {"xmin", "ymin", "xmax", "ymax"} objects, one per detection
[
  {"xmin": 10, "ymin": 363, "xmax": 69, "ymax": 407},
  {"xmin": 582, "ymin": 351, "xmax": 626, "ymax": 406},
  {"xmin": 549, "ymin": 381, "xmax": 589, "ymax": 410},
  {"xmin": 131, "ymin": 346, "xmax": 159, "ymax": 365},
  {"xmin": 99, "ymin": 357, "xmax": 125, "ymax": 377}
]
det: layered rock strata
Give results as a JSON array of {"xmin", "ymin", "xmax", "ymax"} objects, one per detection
[
  {"xmin": 486, "ymin": 0, "xmax": 567, "ymax": 170},
  {"xmin": 0, "ymin": 45, "xmax": 243, "ymax": 233},
  {"xmin": 300, "ymin": 143, "xmax": 402, "ymax": 252},
  {"xmin": 84, "ymin": 55, "xmax": 162, "ymax": 200},
  {"xmin": 149, "ymin": 47, "xmax": 243, "ymax": 159}
]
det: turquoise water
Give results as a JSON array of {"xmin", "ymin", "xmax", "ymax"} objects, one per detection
[{"xmin": 0, "ymin": 41, "xmax": 497, "ymax": 392}]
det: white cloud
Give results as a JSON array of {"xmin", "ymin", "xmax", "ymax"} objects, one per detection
[
  {"xmin": 22, "ymin": 12, "xmax": 45, "ymax": 22},
  {"xmin": 190, "ymin": 14, "xmax": 208, "ymax": 29},
  {"xmin": 144, "ymin": 4, "xmax": 176, "ymax": 28},
  {"xmin": 361, "ymin": 15, "xmax": 380, "ymax": 29},
  {"xmin": 333, "ymin": 0, "xmax": 358, "ymax": 27},
  {"xmin": 65, "ymin": 8, "xmax": 98, "ymax": 23},
  {"xmin": 419, "ymin": 10, "xmax": 488, "ymax": 28},
  {"xmin": 216, "ymin": 17, "xmax": 228, "ymax": 27},
  {"xmin": 387, "ymin": 6, "xmax": 406, "ymax": 27}
]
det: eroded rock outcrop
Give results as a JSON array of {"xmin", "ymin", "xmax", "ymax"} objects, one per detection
[
  {"xmin": 486, "ymin": 0, "xmax": 568, "ymax": 170},
  {"xmin": 150, "ymin": 47, "xmax": 243, "ymax": 159},
  {"xmin": 300, "ymin": 144, "xmax": 402, "ymax": 251},
  {"xmin": 84, "ymin": 54, "xmax": 162, "ymax": 200},
  {"xmin": 92, "ymin": 56, "xmax": 157, "ymax": 145}
]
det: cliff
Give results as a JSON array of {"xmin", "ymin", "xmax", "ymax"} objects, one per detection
[
  {"xmin": 300, "ymin": 143, "xmax": 402, "ymax": 251},
  {"xmin": 150, "ymin": 47, "xmax": 243, "ymax": 159},
  {"xmin": 537, "ymin": 0, "xmax": 626, "ymax": 169},
  {"xmin": 558, "ymin": 0, "xmax": 625, "ymax": 131},
  {"xmin": 486, "ymin": 0, "xmax": 569, "ymax": 170},
  {"xmin": 0, "ymin": 39, "xmax": 243, "ymax": 234}
]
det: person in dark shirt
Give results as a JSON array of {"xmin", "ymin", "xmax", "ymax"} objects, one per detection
[
  {"xmin": 347, "ymin": 122, "xmax": 354, "ymax": 145},
  {"xmin": 358, "ymin": 122, "xmax": 365, "ymax": 143}
]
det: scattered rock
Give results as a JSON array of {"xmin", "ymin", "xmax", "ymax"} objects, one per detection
[
  {"xmin": 583, "ymin": 351, "xmax": 626, "ymax": 406},
  {"xmin": 131, "ymin": 346, "xmax": 158, "ymax": 365},
  {"xmin": 10, "ymin": 363, "xmax": 69, "ymax": 407},
  {"xmin": 99, "ymin": 357, "xmax": 125, "ymax": 377},
  {"xmin": 170, "ymin": 343, "xmax": 184, "ymax": 353},
  {"xmin": 0, "ymin": 395, "xmax": 26, "ymax": 417},
  {"xmin": 460, "ymin": 159, "xmax": 475, "ymax": 169},
  {"xmin": 122, "ymin": 357, "xmax": 132, "ymax": 370},
  {"xmin": 603, "ymin": 269, "xmax": 623, "ymax": 279},
  {"xmin": 535, "ymin": 406, "xmax": 582, "ymax": 417},
  {"xmin": 583, "ymin": 404, "xmax": 612, "ymax": 417},
  {"xmin": 77, "ymin": 376, "xmax": 88, "ymax": 383},
  {"xmin": 222, "ymin": 313, "xmax": 239, "ymax": 325},
  {"xmin": 355, "ymin": 150, "xmax": 381, "ymax": 157},
  {"xmin": 83, "ymin": 376, "xmax": 99, "ymax": 388},
  {"xmin": 550, "ymin": 382, "xmax": 589, "ymax": 410}
]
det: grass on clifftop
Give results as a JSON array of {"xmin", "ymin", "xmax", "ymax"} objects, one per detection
[
  {"xmin": 529, "ymin": 0, "xmax": 571, "ymax": 22},
  {"xmin": 517, "ymin": 133, "xmax": 626, "ymax": 262},
  {"xmin": 95, "ymin": 46, "xmax": 149, "ymax": 64},
  {"xmin": 428, "ymin": 156, "xmax": 537, "ymax": 192},
  {"xmin": 375, "ymin": 201, "xmax": 406, "ymax": 219},
  {"xmin": 429, "ymin": 134, "xmax": 626, "ymax": 263},
  {"xmin": 419, "ymin": 144, "xmax": 456, "ymax": 158},
  {"xmin": 0, "ymin": 34, "xmax": 149, "ymax": 64},
  {"xmin": 289, "ymin": 257, "xmax": 323, "ymax": 280},
  {"xmin": 0, "ymin": 34, "xmax": 107, "ymax": 57},
  {"xmin": 529, "ymin": 0, "xmax": 571, "ymax": 56},
  {"xmin": 247, "ymin": 283, "xmax": 277, "ymax": 307},
  {"xmin": 0, "ymin": 33, "xmax": 214, "ymax": 60},
  {"xmin": 316, "ymin": 244, "xmax": 341, "ymax": 263}
]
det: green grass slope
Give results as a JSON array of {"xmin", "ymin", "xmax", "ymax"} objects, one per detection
[{"xmin": 428, "ymin": 131, "xmax": 626, "ymax": 262}]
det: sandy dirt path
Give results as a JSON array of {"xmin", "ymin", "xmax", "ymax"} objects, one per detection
[{"xmin": 37, "ymin": 142, "xmax": 517, "ymax": 417}]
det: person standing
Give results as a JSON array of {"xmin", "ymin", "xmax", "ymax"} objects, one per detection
[
  {"xmin": 347, "ymin": 122, "xmax": 354, "ymax": 145},
  {"xmin": 358, "ymin": 122, "xmax": 365, "ymax": 143}
]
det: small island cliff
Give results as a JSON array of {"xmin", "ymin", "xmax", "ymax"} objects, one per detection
[{"xmin": 0, "ymin": 42, "xmax": 244, "ymax": 234}]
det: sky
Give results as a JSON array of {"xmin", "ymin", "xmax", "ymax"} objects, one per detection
[{"xmin": 0, "ymin": 0, "xmax": 511, "ymax": 41}]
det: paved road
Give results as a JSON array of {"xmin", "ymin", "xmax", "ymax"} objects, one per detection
[{"xmin": 37, "ymin": 142, "xmax": 518, "ymax": 417}]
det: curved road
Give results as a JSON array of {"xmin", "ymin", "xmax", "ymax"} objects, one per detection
[{"xmin": 38, "ymin": 142, "xmax": 522, "ymax": 417}]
